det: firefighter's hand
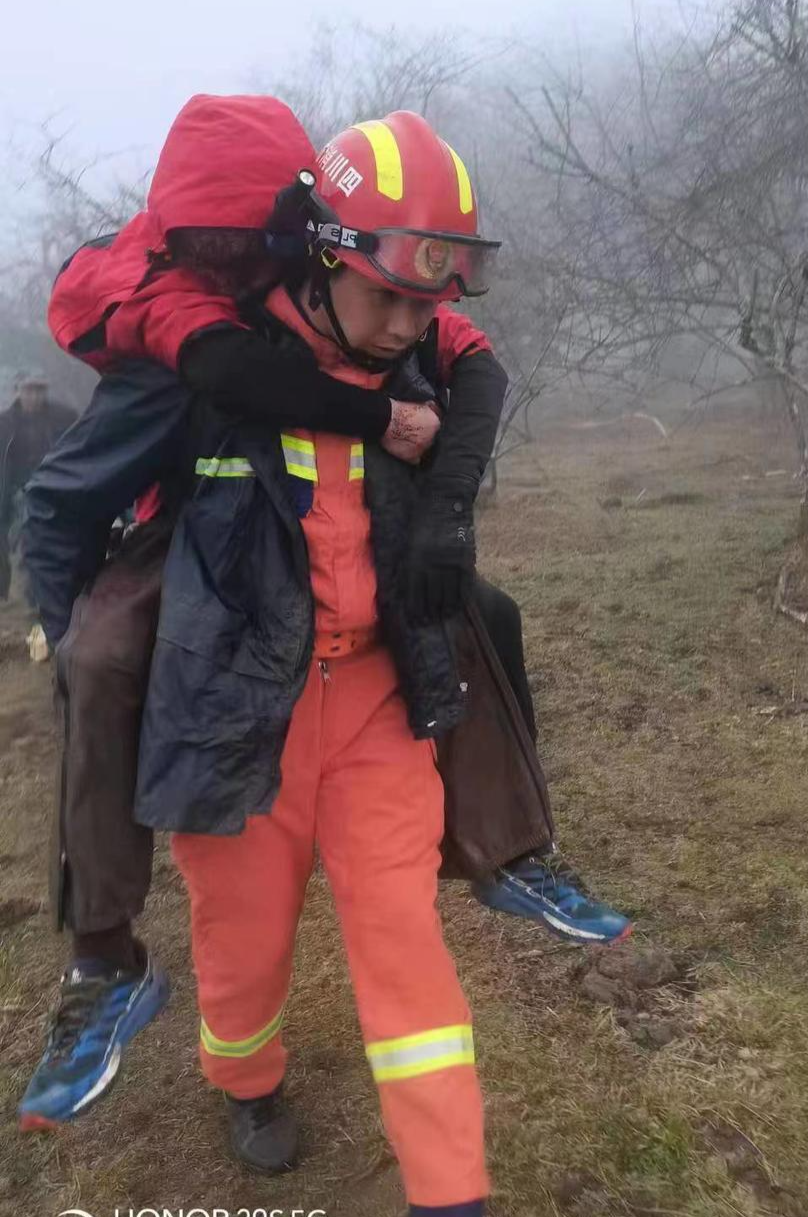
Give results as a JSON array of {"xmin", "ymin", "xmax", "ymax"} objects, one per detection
[
  {"xmin": 382, "ymin": 400, "xmax": 441, "ymax": 465},
  {"xmin": 405, "ymin": 490, "xmax": 476, "ymax": 623},
  {"xmin": 27, "ymin": 623, "xmax": 51, "ymax": 664}
]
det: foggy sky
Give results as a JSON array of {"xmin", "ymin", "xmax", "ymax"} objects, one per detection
[{"xmin": 3, "ymin": 0, "xmax": 688, "ymax": 183}]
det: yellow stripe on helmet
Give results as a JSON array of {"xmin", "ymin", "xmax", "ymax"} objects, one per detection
[
  {"xmin": 352, "ymin": 120, "xmax": 404, "ymax": 201},
  {"xmin": 445, "ymin": 143, "xmax": 474, "ymax": 216}
]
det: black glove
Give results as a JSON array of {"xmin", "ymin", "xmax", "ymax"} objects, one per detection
[{"xmin": 405, "ymin": 490, "xmax": 476, "ymax": 623}]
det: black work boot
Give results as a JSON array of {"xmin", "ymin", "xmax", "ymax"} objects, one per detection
[{"xmin": 225, "ymin": 1085, "xmax": 299, "ymax": 1174}]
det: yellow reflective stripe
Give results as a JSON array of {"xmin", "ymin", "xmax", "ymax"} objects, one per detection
[
  {"xmin": 200, "ymin": 1005, "xmax": 285, "ymax": 1058},
  {"xmin": 366, "ymin": 1024, "xmax": 475, "ymax": 1082},
  {"xmin": 280, "ymin": 434, "xmax": 316, "ymax": 455},
  {"xmin": 445, "ymin": 143, "xmax": 474, "ymax": 215},
  {"xmin": 195, "ymin": 456, "xmax": 255, "ymax": 478},
  {"xmin": 367, "ymin": 1024, "xmax": 474, "ymax": 1057},
  {"xmin": 352, "ymin": 120, "xmax": 403, "ymax": 201},
  {"xmin": 349, "ymin": 441, "xmax": 365, "ymax": 482},
  {"xmin": 281, "ymin": 433, "xmax": 318, "ymax": 483},
  {"xmin": 285, "ymin": 461, "xmax": 318, "ymax": 482}
]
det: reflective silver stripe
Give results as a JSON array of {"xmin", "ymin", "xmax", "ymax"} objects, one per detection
[
  {"xmin": 195, "ymin": 456, "xmax": 255, "ymax": 478},
  {"xmin": 281, "ymin": 434, "xmax": 318, "ymax": 482},
  {"xmin": 200, "ymin": 1003, "xmax": 285, "ymax": 1058},
  {"xmin": 366, "ymin": 1024, "xmax": 475, "ymax": 1082},
  {"xmin": 349, "ymin": 442, "xmax": 365, "ymax": 481}
]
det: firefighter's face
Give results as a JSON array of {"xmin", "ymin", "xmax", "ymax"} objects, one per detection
[{"xmin": 329, "ymin": 267, "xmax": 438, "ymax": 359}]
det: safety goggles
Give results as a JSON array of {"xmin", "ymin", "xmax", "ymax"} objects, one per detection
[
  {"xmin": 369, "ymin": 229, "xmax": 500, "ymax": 297},
  {"xmin": 265, "ymin": 172, "xmax": 501, "ymax": 296},
  {"xmin": 313, "ymin": 221, "xmax": 501, "ymax": 297}
]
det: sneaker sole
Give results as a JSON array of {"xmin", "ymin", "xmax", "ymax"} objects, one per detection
[
  {"xmin": 476, "ymin": 889, "xmax": 634, "ymax": 945},
  {"xmin": 18, "ymin": 968, "xmax": 170, "ymax": 1132},
  {"xmin": 231, "ymin": 1149, "xmax": 299, "ymax": 1177},
  {"xmin": 228, "ymin": 1129, "xmax": 299, "ymax": 1176},
  {"xmin": 18, "ymin": 1061, "xmax": 123, "ymax": 1135},
  {"xmin": 226, "ymin": 1095, "xmax": 300, "ymax": 1176},
  {"xmin": 18, "ymin": 1113, "xmax": 59, "ymax": 1133},
  {"xmin": 540, "ymin": 909, "xmax": 634, "ymax": 945}
]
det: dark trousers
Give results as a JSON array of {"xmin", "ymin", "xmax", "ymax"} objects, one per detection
[
  {"xmin": 52, "ymin": 524, "xmax": 552, "ymax": 933},
  {"xmin": 52, "ymin": 523, "xmax": 166, "ymax": 932}
]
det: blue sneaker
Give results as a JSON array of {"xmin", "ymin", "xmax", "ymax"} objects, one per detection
[
  {"xmin": 472, "ymin": 848, "xmax": 632, "ymax": 944},
  {"xmin": 18, "ymin": 948, "xmax": 169, "ymax": 1131}
]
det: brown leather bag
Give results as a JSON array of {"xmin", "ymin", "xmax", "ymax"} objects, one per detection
[{"xmin": 438, "ymin": 600, "xmax": 555, "ymax": 881}]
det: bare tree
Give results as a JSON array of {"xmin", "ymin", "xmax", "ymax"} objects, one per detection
[
  {"xmin": 0, "ymin": 130, "xmax": 146, "ymax": 404},
  {"xmin": 258, "ymin": 22, "xmax": 500, "ymax": 146},
  {"xmin": 263, "ymin": 24, "xmax": 566, "ymax": 484},
  {"xmin": 500, "ymin": 0, "xmax": 808, "ymax": 615}
]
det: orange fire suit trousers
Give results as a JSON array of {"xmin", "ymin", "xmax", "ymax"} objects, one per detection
[{"xmin": 171, "ymin": 644, "xmax": 488, "ymax": 1208}]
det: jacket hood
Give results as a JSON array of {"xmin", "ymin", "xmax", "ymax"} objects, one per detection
[
  {"xmin": 48, "ymin": 95, "xmax": 316, "ymax": 362},
  {"xmin": 147, "ymin": 94, "xmax": 316, "ymax": 238}
]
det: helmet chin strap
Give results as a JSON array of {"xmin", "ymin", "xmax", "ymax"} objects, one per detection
[{"xmin": 308, "ymin": 257, "xmax": 405, "ymax": 375}]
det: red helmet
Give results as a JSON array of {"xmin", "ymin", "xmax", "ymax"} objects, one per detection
[{"xmin": 312, "ymin": 111, "xmax": 500, "ymax": 300}]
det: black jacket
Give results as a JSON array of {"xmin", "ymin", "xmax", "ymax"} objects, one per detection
[{"xmin": 24, "ymin": 336, "xmax": 487, "ymax": 833}]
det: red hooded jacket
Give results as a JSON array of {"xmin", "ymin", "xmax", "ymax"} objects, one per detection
[{"xmin": 48, "ymin": 94, "xmax": 316, "ymax": 369}]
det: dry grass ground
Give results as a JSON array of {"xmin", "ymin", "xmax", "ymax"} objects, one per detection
[{"xmin": 2, "ymin": 409, "xmax": 808, "ymax": 1217}]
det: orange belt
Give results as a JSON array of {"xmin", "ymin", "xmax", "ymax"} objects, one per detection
[{"xmin": 314, "ymin": 626, "xmax": 379, "ymax": 660}]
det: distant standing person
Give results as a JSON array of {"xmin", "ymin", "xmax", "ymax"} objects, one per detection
[{"xmin": 0, "ymin": 371, "xmax": 76, "ymax": 600}]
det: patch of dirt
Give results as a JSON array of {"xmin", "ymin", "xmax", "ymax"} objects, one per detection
[
  {"xmin": 579, "ymin": 942, "xmax": 684, "ymax": 999},
  {"xmin": 0, "ymin": 898, "xmax": 40, "ymax": 929},
  {"xmin": 701, "ymin": 1122, "xmax": 807, "ymax": 1216},
  {"xmin": 638, "ymin": 491, "xmax": 708, "ymax": 509},
  {"xmin": 552, "ymin": 1170, "xmax": 605, "ymax": 1210},
  {"xmin": 645, "ymin": 552, "xmax": 685, "ymax": 581},
  {"xmin": 577, "ymin": 943, "xmax": 690, "ymax": 1048},
  {"xmin": 777, "ymin": 536, "xmax": 808, "ymax": 617},
  {"xmin": 0, "ymin": 631, "xmax": 27, "ymax": 664},
  {"xmin": 551, "ymin": 1168, "xmax": 638, "ymax": 1217},
  {"xmin": 614, "ymin": 699, "xmax": 648, "ymax": 731},
  {"xmin": 0, "ymin": 707, "xmax": 38, "ymax": 754}
]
